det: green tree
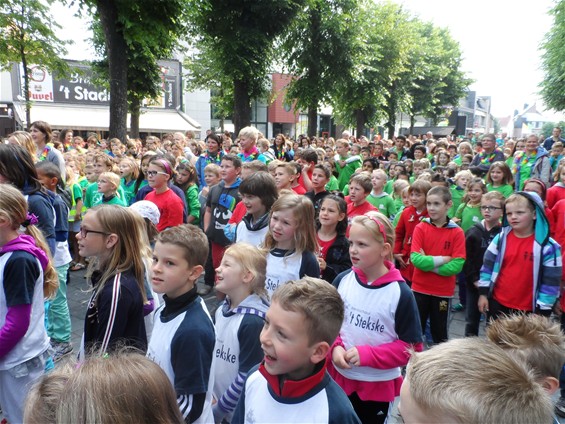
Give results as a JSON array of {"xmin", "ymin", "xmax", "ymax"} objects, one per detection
[
  {"xmin": 0, "ymin": 0, "xmax": 71, "ymax": 127},
  {"xmin": 541, "ymin": 0, "xmax": 565, "ymax": 112},
  {"xmin": 332, "ymin": 1, "xmax": 415, "ymax": 137},
  {"xmin": 186, "ymin": 0, "xmax": 306, "ymax": 135},
  {"xmin": 409, "ymin": 25, "xmax": 470, "ymax": 127},
  {"xmin": 79, "ymin": 0, "xmax": 189, "ymax": 140},
  {"xmin": 280, "ymin": 0, "xmax": 358, "ymax": 137}
]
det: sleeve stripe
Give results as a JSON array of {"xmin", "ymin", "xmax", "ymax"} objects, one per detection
[
  {"xmin": 100, "ymin": 273, "xmax": 121, "ymax": 355},
  {"xmin": 177, "ymin": 394, "xmax": 193, "ymax": 418}
]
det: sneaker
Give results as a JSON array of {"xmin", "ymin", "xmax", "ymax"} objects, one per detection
[
  {"xmin": 555, "ymin": 397, "xmax": 565, "ymax": 418},
  {"xmin": 451, "ymin": 303, "xmax": 464, "ymax": 312},
  {"xmin": 51, "ymin": 341, "xmax": 73, "ymax": 362}
]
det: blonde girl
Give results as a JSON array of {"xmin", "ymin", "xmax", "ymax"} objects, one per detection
[
  {"xmin": 263, "ymin": 193, "xmax": 320, "ymax": 298},
  {"xmin": 548, "ymin": 159, "xmax": 565, "ymax": 209},
  {"xmin": 448, "ymin": 170, "xmax": 472, "ymax": 217},
  {"xmin": 84, "ymin": 153, "xmax": 125, "ymax": 209},
  {"xmin": 486, "ymin": 161, "xmax": 514, "ymax": 198},
  {"xmin": 78, "ymin": 205, "xmax": 148, "ymax": 357},
  {"xmin": 25, "ymin": 353, "xmax": 183, "ymax": 424},
  {"xmin": 119, "ymin": 157, "xmax": 141, "ymax": 205},
  {"xmin": 329, "ymin": 212, "xmax": 422, "ymax": 424},
  {"xmin": 454, "ymin": 178, "xmax": 487, "ymax": 232},
  {"xmin": 212, "ymin": 243, "xmax": 269, "ymax": 423},
  {"xmin": 0, "ymin": 184, "xmax": 58, "ymax": 424}
]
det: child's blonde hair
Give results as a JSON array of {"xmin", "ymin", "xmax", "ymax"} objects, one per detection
[
  {"xmin": 267, "ymin": 159, "xmax": 282, "ymax": 175},
  {"xmin": 204, "ymin": 163, "xmax": 220, "ymax": 178},
  {"xmin": 86, "ymin": 205, "xmax": 148, "ymax": 304},
  {"xmin": 350, "ymin": 212, "xmax": 395, "ymax": 260},
  {"xmin": 486, "ymin": 314, "xmax": 565, "ymax": 380},
  {"xmin": 405, "ymin": 337, "xmax": 552, "ymax": 424},
  {"xmin": 156, "ymin": 224, "xmax": 209, "ymax": 269},
  {"xmin": 413, "ymin": 158, "xmax": 431, "ymax": 170},
  {"xmin": 462, "ymin": 177, "xmax": 486, "ymax": 204},
  {"xmin": 0, "ymin": 184, "xmax": 58, "ymax": 298},
  {"xmin": 98, "ymin": 171, "xmax": 120, "ymax": 190},
  {"xmin": 264, "ymin": 193, "xmax": 318, "ymax": 255},
  {"xmin": 223, "ymin": 243, "xmax": 268, "ymax": 298},
  {"xmin": 453, "ymin": 169, "xmax": 472, "ymax": 184},
  {"xmin": 272, "ymin": 277, "xmax": 344, "ymax": 346},
  {"xmin": 392, "ymin": 179, "xmax": 410, "ymax": 199},
  {"xmin": 31, "ymin": 352, "xmax": 183, "ymax": 424},
  {"xmin": 119, "ymin": 157, "xmax": 140, "ymax": 181}
]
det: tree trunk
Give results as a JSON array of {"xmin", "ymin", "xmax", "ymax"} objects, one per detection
[
  {"xmin": 307, "ymin": 105, "xmax": 318, "ymax": 137},
  {"xmin": 355, "ymin": 109, "xmax": 365, "ymax": 139},
  {"xmin": 409, "ymin": 115, "xmax": 416, "ymax": 135},
  {"xmin": 97, "ymin": 0, "xmax": 128, "ymax": 143},
  {"xmin": 130, "ymin": 97, "xmax": 140, "ymax": 139},
  {"xmin": 233, "ymin": 78, "xmax": 251, "ymax": 135}
]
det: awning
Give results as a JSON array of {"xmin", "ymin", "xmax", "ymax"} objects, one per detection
[
  {"xmin": 26, "ymin": 104, "xmax": 201, "ymax": 132},
  {"xmin": 403, "ymin": 126, "xmax": 456, "ymax": 137}
]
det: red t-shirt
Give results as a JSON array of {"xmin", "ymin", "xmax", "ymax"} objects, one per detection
[
  {"xmin": 346, "ymin": 201, "xmax": 377, "ymax": 237},
  {"xmin": 145, "ymin": 188, "xmax": 184, "ymax": 231},
  {"xmin": 317, "ymin": 235, "xmax": 336, "ymax": 261},
  {"xmin": 292, "ymin": 185, "xmax": 307, "ymax": 195},
  {"xmin": 493, "ymin": 232, "xmax": 535, "ymax": 311}
]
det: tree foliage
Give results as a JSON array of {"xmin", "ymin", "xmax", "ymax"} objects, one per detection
[
  {"xmin": 0, "ymin": 0, "xmax": 71, "ymax": 127},
  {"xmin": 330, "ymin": 1, "xmax": 470, "ymax": 137},
  {"xmin": 185, "ymin": 0, "xmax": 306, "ymax": 134},
  {"xmin": 541, "ymin": 0, "xmax": 565, "ymax": 112},
  {"xmin": 280, "ymin": 0, "xmax": 358, "ymax": 136},
  {"xmin": 78, "ymin": 0, "xmax": 189, "ymax": 140}
]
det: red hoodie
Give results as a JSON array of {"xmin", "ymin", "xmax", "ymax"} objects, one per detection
[{"xmin": 393, "ymin": 206, "xmax": 428, "ymax": 281}]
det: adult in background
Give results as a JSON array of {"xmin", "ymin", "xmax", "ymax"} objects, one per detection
[
  {"xmin": 512, "ymin": 134, "xmax": 552, "ymax": 190},
  {"xmin": 237, "ymin": 126, "xmax": 266, "ymax": 164},
  {"xmin": 30, "ymin": 120, "xmax": 66, "ymax": 181},
  {"xmin": 468, "ymin": 134, "xmax": 505, "ymax": 177},
  {"xmin": 195, "ymin": 133, "xmax": 224, "ymax": 190},
  {"xmin": 543, "ymin": 127, "xmax": 565, "ymax": 151}
]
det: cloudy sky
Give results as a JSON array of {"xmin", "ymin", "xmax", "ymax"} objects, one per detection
[{"xmin": 54, "ymin": 0, "xmax": 556, "ymax": 118}]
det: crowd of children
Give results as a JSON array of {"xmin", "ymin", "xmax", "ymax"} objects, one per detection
[{"xmin": 2, "ymin": 125, "xmax": 565, "ymax": 423}]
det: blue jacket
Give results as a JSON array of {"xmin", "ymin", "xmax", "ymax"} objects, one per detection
[{"xmin": 478, "ymin": 192, "xmax": 562, "ymax": 311}]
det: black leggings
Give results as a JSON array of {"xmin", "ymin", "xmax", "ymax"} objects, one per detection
[
  {"xmin": 348, "ymin": 392, "xmax": 391, "ymax": 424},
  {"xmin": 413, "ymin": 292, "xmax": 451, "ymax": 344}
]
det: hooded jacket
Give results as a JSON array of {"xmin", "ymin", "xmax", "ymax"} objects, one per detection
[
  {"xmin": 478, "ymin": 191, "xmax": 562, "ymax": 311},
  {"xmin": 512, "ymin": 147, "xmax": 552, "ymax": 190}
]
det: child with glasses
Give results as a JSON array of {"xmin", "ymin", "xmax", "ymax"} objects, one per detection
[
  {"xmin": 462, "ymin": 191, "xmax": 504, "ymax": 336},
  {"xmin": 145, "ymin": 157, "xmax": 184, "ymax": 231}
]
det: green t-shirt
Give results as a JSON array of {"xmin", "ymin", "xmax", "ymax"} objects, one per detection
[
  {"xmin": 448, "ymin": 185, "xmax": 465, "ymax": 218},
  {"xmin": 84, "ymin": 181, "xmax": 127, "ymax": 209},
  {"xmin": 393, "ymin": 197, "xmax": 404, "ymax": 214},
  {"xmin": 487, "ymin": 183, "xmax": 514, "ymax": 198},
  {"xmin": 455, "ymin": 203, "xmax": 483, "ymax": 232},
  {"xmin": 93, "ymin": 194, "xmax": 127, "ymax": 207},
  {"xmin": 185, "ymin": 184, "xmax": 201, "ymax": 225},
  {"xmin": 392, "ymin": 205, "xmax": 405, "ymax": 228},
  {"xmin": 518, "ymin": 157, "xmax": 536, "ymax": 191},
  {"xmin": 336, "ymin": 157, "xmax": 361, "ymax": 191},
  {"xmin": 384, "ymin": 179, "xmax": 395, "ymax": 195},
  {"xmin": 367, "ymin": 192, "xmax": 396, "ymax": 219},
  {"xmin": 325, "ymin": 175, "xmax": 339, "ymax": 191}
]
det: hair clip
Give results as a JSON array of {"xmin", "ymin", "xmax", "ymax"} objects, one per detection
[{"xmin": 364, "ymin": 214, "xmax": 387, "ymax": 243}]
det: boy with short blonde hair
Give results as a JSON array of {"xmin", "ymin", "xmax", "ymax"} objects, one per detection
[
  {"xmin": 232, "ymin": 278, "xmax": 360, "ymax": 424},
  {"xmin": 399, "ymin": 338, "xmax": 553, "ymax": 424}
]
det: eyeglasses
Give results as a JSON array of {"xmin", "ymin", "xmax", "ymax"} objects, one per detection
[
  {"xmin": 146, "ymin": 170, "xmax": 169, "ymax": 177},
  {"xmin": 79, "ymin": 227, "xmax": 110, "ymax": 238},
  {"xmin": 480, "ymin": 206, "xmax": 502, "ymax": 212}
]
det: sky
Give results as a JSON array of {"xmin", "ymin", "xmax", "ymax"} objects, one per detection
[{"xmin": 54, "ymin": 0, "xmax": 556, "ymax": 118}]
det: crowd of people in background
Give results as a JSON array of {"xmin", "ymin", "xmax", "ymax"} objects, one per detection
[{"xmin": 0, "ymin": 121, "xmax": 565, "ymax": 423}]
